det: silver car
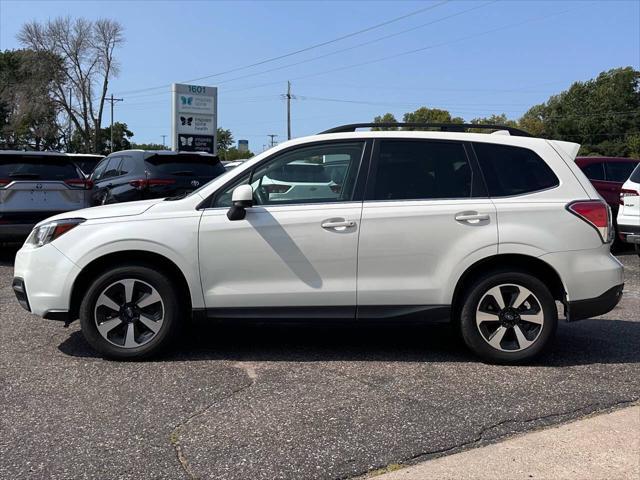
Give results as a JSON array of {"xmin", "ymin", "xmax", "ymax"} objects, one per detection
[{"xmin": 0, "ymin": 151, "xmax": 92, "ymax": 240}]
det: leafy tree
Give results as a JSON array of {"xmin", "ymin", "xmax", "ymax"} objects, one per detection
[
  {"xmin": 217, "ymin": 128, "xmax": 233, "ymax": 152},
  {"xmin": 518, "ymin": 67, "xmax": 640, "ymax": 156},
  {"xmin": 470, "ymin": 113, "xmax": 518, "ymax": 131},
  {"xmin": 0, "ymin": 49, "xmax": 64, "ymax": 150},
  {"xmin": 18, "ymin": 17, "xmax": 124, "ymax": 153},
  {"xmin": 627, "ymin": 133, "xmax": 640, "ymax": 159},
  {"xmin": 224, "ymin": 147, "xmax": 254, "ymax": 161},
  {"xmin": 402, "ymin": 107, "xmax": 464, "ymax": 129},
  {"xmin": 101, "ymin": 122, "xmax": 133, "ymax": 154},
  {"xmin": 372, "ymin": 112, "xmax": 398, "ymax": 130}
]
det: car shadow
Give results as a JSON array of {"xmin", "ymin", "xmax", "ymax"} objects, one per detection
[{"xmin": 58, "ymin": 317, "xmax": 640, "ymax": 367}]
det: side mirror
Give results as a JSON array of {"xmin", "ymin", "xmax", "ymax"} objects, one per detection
[{"xmin": 227, "ymin": 184, "xmax": 254, "ymax": 221}]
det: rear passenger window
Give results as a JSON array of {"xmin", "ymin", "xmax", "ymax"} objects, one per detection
[
  {"xmin": 474, "ymin": 143, "xmax": 559, "ymax": 197},
  {"xmin": 101, "ymin": 156, "xmax": 122, "ymax": 179},
  {"xmin": 118, "ymin": 156, "xmax": 136, "ymax": 176},
  {"xmin": 605, "ymin": 162, "xmax": 636, "ymax": 182},
  {"xmin": 372, "ymin": 140, "xmax": 472, "ymax": 200},
  {"xmin": 580, "ymin": 162, "xmax": 605, "ymax": 181}
]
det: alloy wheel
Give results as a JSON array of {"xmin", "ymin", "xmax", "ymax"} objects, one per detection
[
  {"xmin": 475, "ymin": 283, "xmax": 544, "ymax": 352},
  {"xmin": 94, "ymin": 279, "xmax": 164, "ymax": 348}
]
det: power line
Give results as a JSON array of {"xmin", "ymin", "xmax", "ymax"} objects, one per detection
[
  {"xmin": 115, "ymin": 1, "xmax": 450, "ymax": 96},
  {"xmin": 183, "ymin": 1, "xmax": 497, "ymax": 91},
  {"xmin": 287, "ymin": 7, "xmax": 580, "ymax": 85}
]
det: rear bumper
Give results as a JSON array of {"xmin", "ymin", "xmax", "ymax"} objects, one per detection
[
  {"xmin": 0, "ymin": 224, "xmax": 34, "ymax": 240},
  {"xmin": 618, "ymin": 223, "xmax": 640, "ymax": 244},
  {"xmin": 0, "ymin": 211, "xmax": 68, "ymax": 240},
  {"xmin": 567, "ymin": 284, "xmax": 624, "ymax": 321}
]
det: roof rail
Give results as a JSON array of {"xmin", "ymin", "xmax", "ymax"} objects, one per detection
[{"xmin": 319, "ymin": 123, "xmax": 532, "ymax": 137}]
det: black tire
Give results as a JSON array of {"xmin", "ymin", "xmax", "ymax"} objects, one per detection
[
  {"xmin": 458, "ymin": 270, "xmax": 557, "ymax": 364},
  {"xmin": 79, "ymin": 265, "xmax": 183, "ymax": 360}
]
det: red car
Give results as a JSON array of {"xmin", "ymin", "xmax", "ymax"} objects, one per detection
[{"xmin": 575, "ymin": 156, "xmax": 640, "ymax": 214}]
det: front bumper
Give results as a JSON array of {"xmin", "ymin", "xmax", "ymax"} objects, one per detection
[
  {"xmin": 13, "ymin": 243, "xmax": 80, "ymax": 318},
  {"xmin": 567, "ymin": 284, "xmax": 624, "ymax": 321}
]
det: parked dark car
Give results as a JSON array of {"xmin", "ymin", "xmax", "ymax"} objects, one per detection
[
  {"xmin": 575, "ymin": 156, "xmax": 640, "ymax": 211},
  {"xmin": 68, "ymin": 153, "xmax": 104, "ymax": 175},
  {"xmin": 0, "ymin": 151, "xmax": 91, "ymax": 240},
  {"xmin": 89, "ymin": 150, "xmax": 226, "ymax": 206}
]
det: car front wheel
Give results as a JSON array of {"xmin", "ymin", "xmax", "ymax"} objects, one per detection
[
  {"xmin": 459, "ymin": 271, "xmax": 558, "ymax": 364},
  {"xmin": 79, "ymin": 265, "xmax": 182, "ymax": 359}
]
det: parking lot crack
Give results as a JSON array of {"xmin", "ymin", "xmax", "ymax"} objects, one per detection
[
  {"xmin": 168, "ymin": 363, "xmax": 258, "ymax": 479},
  {"xmin": 348, "ymin": 398, "xmax": 637, "ymax": 480}
]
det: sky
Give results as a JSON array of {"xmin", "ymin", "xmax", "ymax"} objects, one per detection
[{"xmin": 1, "ymin": 0, "xmax": 639, "ymax": 151}]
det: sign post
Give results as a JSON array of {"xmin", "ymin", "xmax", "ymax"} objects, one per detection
[{"xmin": 171, "ymin": 83, "xmax": 217, "ymax": 154}]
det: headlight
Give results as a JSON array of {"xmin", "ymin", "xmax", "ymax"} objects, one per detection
[{"xmin": 26, "ymin": 218, "xmax": 85, "ymax": 247}]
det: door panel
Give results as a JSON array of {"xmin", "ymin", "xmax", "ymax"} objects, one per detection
[
  {"xmin": 357, "ymin": 138, "xmax": 497, "ymax": 308},
  {"xmin": 199, "ymin": 203, "xmax": 361, "ymax": 310},
  {"xmin": 357, "ymin": 199, "xmax": 497, "ymax": 306}
]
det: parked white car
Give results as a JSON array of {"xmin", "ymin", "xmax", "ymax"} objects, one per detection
[
  {"xmin": 13, "ymin": 124, "xmax": 624, "ymax": 363},
  {"xmin": 0, "ymin": 151, "xmax": 92, "ymax": 241},
  {"xmin": 617, "ymin": 163, "xmax": 640, "ymax": 245}
]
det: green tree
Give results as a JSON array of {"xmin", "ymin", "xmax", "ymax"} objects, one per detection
[
  {"xmin": 470, "ymin": 113, "xmax": 518, "ymax": 131},
  {"xmin": 101, "ymin": 122, "xmax": 133, "ymax": 154},
  {"xmin": 224, "ymin": 147, "xmax": 254, "ymax": 160},
  {"xmin": 217, "ymin": 128, "xmax": 233, "ymax": 152},
  {"xmin": 402, "ymin": 107, "xmax": 464, "ymax": 130},
  {"xmin": 627, "ymin": 133, "xmax": 640, "ymax": 159},
  {"xmin": 372, "ymin": 112, "xmax": 398, "ymax": 130},
  {"xmin": 519, "ymin": 67, "xmax": 640, "ymax": 156},
  {"xmin": 0, "ymin": 49, "xmax": 64, "ymax": 150}
]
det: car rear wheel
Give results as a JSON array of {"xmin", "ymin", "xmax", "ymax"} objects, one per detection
[
  {"xmin": 459, "ymin": 271, "xmax": 557, "ymax": 364},
  {"xmin": 79, "ymin": 265, "xmax": 182, "ymax": 359}
]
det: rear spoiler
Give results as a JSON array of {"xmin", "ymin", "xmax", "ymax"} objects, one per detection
[{"xmin": 549, "ymin": 140, "xmax": 580, "ymax": 161}]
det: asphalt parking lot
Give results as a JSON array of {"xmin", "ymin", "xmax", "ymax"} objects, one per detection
[{"xmin": 1, "ymin": 247, "xmax": 639, "ymax": 480}]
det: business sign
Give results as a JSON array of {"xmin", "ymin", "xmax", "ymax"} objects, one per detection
[{"xmin": 172, "ymin": 83, "xmax": 217, "ymax": 154}]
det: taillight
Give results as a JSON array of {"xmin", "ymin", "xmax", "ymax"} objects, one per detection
[
  {"xmin": 619, "ymin": 188, "xmax": 639, "ymax": 204},
  {"xmin": 264, "ymin": 184, "xmax": 291, "ymax": 194},
  {"xmin": 566, "ymin": 200, "xmax": 611, "ymax": 243},
  {"xmin": 129, "ymin": 178, "xmax": 176, "ymax": 190},
  {"xmin": 0, "ymin": 179, "xmax": 10, "ymax": 188},
  {"xmin": 65, "ymin": 178, "xmax": 94, "ymax": 189}
]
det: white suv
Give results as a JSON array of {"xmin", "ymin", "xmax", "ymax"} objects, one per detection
[
  {"xmin": 13, "ymin": 124, "xmax": 624, "ymax": 363},
  {"xmin": 617, "ymin": 163, "xmax": 640, "ymax": 246}
]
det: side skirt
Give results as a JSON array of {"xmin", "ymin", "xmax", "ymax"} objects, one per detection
[{"xmin": 201, "ymin": 305, "xmax": 451, "ymax": 324}]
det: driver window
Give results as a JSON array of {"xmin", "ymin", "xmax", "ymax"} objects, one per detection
[{"xmin": 212, "ymin": 142, "xmax": 364, "ymax": 208}]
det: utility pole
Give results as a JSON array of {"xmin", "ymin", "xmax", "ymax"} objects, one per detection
[
  {"xmin": 282, "ymin": 81, "xmax": 296, "ymax": 140},
  {"xmin": 286, "ymin": 81, "xmax": 292, "ymax": 140},
  {"xmin": 161, "ymin": 135, "xmax": 167, "ymax": 147},
  {"xmin": 267, "ymin": 134, "xmax": 278, "ymax": 148},
  {"xmin": 107, "ymin": 93, "xmax": 124, "ymax": 153}
]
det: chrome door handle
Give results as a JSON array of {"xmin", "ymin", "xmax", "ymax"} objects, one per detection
[
  {"xmin": 321, "ymin": 220, "xmax": 356, "ymax": 229},
  {"xmin": 455, "ymin": 212, "xmax": 490, "ymax": 223}
]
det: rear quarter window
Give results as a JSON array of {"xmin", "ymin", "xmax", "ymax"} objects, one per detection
[
  {"xmin": 0, "ymin": 155, "xmax": 80, "ymax": 181},
  {"xmin": 146, "ymin": 154, "xmax": 225, "ymax": 177},
  {"xmin": 473, "ymin": 143, "xmax": 559, "ymax": 197},
  {"xmin": 630, "ymin": 163, "xmax": 640, "ymax": 183}
]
